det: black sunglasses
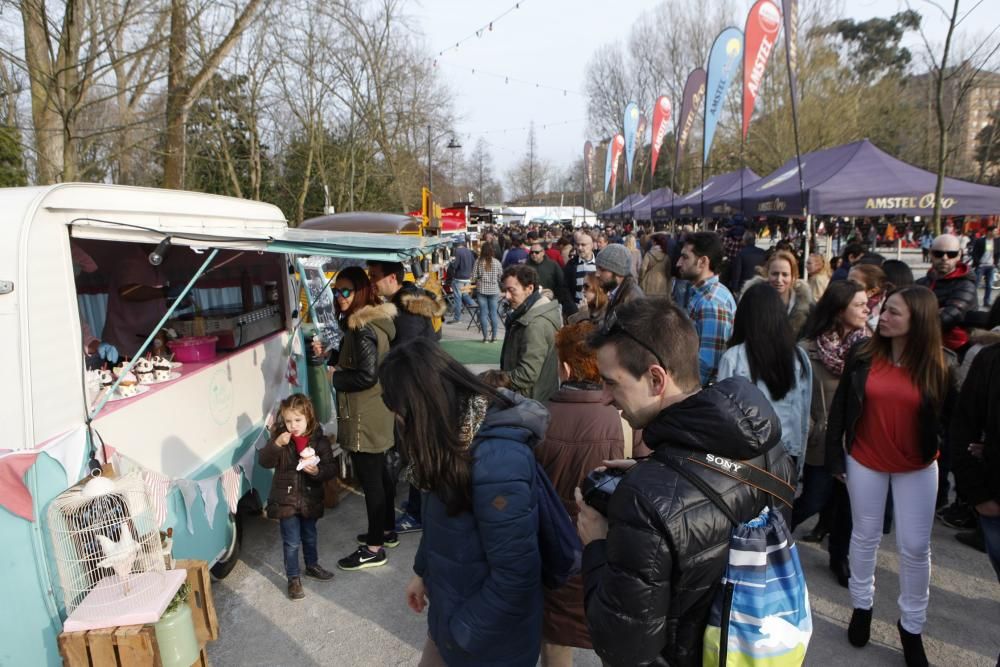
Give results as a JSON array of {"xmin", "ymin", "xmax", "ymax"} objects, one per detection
[
  {"xmin": 931, "ymin": 250, "xmax": 959, "ymax": 259},
  {"xmin": 334, "ymin": 287, "xmax": 355, "ymax": 298},
  {"xmin": 530, "ymin": 249, "xmax": 545, "ymax": 255},
  {"xmin": 602, "ymin": 309, "xmax": 668, "ymax": 371}
]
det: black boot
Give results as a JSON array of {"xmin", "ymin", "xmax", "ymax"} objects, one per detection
[
  {"xmin": 897, "ymin": 620, "xmax": 929, "ymax": 667},
  {"xmin": 801, "ymin": 521, "xmax": 829, "ymax": 543},
  {"xmin": 848, "ymin": 607, "xmax": 872, "ymax": 647},
  {"xmin": 955, "ymin": 524, "xmax": 986, "ymax": 553},
  {"xmin": 830, "ymin": 558, "xmax": 851, "ymax": 588}
]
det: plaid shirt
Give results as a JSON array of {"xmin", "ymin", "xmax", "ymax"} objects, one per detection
[
  {"xmin": 472, "ymin": 257, "xmax": 504, "ymax": 296},
  {"xmin": 685, "ymin": 275, "xmax": 736, "ymax": 385}
]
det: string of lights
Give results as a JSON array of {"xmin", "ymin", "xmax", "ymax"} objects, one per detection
[
  {"xmin": 434, "ymin": 60, "xmax": 585, "ymax": 97},
  {"xmin": 432, "ymin": 1, "xmax": 528, "ymax": 59}
]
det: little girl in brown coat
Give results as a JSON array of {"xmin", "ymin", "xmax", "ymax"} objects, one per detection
[{"xmin": 259, "ymin": 393, "xmax": 337, "ymax": 599}]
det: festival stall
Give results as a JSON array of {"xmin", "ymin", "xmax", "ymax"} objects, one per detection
[
  {"xmin": 598, "ymin": 193, "xmax": 645, "ymax": 222},
  {"xmin": 672, "ymin": 167, "xmax": 762, "ymax": 219},
  {"xmin": 632, "ymin": 187, "xmax": 676, "ymax": 222},
  {"xmin": 742, "ymin": 139, "xmax": 1000, "ymax": 217}
]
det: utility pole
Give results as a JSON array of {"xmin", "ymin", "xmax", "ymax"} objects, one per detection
[
  {"xmin": 478, "ymin": 150, "xmax": 485, "ymax": 204},
  {"xmin": 427, "ymin": 123, "xmax": 432, "ymax": 191}
]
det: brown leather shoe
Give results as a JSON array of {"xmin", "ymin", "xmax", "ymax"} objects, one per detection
[{"xmin": 287, "ymin": 576, "xmax": 305, "ymax": 600}]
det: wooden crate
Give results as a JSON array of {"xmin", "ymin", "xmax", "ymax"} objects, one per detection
[
  {"xmin": 59, "ymin": 560, "xmax": 216, "ymax": 667},
  {"xmin": 174, "ymin": 560, "xmax": 219, "ymax": 643}
]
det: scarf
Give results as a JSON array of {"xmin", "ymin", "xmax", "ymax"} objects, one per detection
[
  {"xmin": 291, "ymin": 434, "xmax": 310, "ymax": 454},
  {"xmin": 505, "ymin": 289, "xmax": 542, "ymax": 329},
  {"xmin": 458, "ymin": 394, "xmax": 490, "ymax": 448},
  {"xmin": 815, "ymin": 326, "xmax": 871, "ymax": 376}
]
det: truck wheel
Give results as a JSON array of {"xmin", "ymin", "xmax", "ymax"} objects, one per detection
[{"xmin": 210, "ymin": 511, "xmax": 242, "ymax": 579}]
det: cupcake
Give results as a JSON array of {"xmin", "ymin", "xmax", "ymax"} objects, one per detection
[
  {"xmin": 296, "ymin": 446, "xmax": 320, "ymax": 471},
  {"xmin": 117, "ymin": 371, "xmax": 140, "ymax": 397},
  {"xmin": 134, "ymin": 357, "xmax": 155, "ymax": 384},
  {"xmin": 151, "ymin": 356, "xmax": 173, "ymax": 381}
]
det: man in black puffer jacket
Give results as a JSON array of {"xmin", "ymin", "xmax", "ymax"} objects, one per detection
[{"xmin": 576, "ymin": 297, "xmax": 796, "ymax": 667}]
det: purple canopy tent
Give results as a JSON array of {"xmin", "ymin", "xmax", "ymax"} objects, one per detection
[
  {"xmin": 743, "ymin": 139, "xmax": 1000, "ymax": 217},
  {"xmin": 633, "ymin": 187, "xmax": 676, "ymax": 221},
  {"xmin": 599, "ymin": 193, "xmax": 645, "ymax": 221},
  {"xmin": 673, "ymin": 167, "xmax": 762, "ymax": 219}
]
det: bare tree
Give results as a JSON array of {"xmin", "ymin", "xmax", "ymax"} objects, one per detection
[
  {"xmin": 909, "ymin": 0, "xmax": 1000, "ymax": 232},
  {"xmin": 507, "ymin": 122, "xmax": 551, "ymax": 202},
  {"xmin": 163, "ymin": 0, "xmax": 264, "ymax": 189}
]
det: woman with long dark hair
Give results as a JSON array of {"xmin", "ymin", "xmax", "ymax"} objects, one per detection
[
  {"xmin": 321, "ymin": 266, "xmax": 398, "ymax": 571},
  {"xmin": 718, "ymin": 282, "xmax": 812, "ymax": 472},
  {"xmin": 380, "ymin": 338, "xmax": 547, "ymax": 667},
  {"xmin": 826, "ymin": 286, "xmax": 952, "ymax": 666},
  {"xmin": 793, "ymin": 281, "xmax": 871, "ymax": 581}
]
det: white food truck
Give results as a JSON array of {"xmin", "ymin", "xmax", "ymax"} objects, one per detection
[{"xmin": 0, "ymin": 184, "xmax": 448, "ymax": 665}]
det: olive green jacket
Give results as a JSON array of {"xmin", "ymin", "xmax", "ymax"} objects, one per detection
[
  {"xmin": 333, "ymin": 302, "xmax": 396, "ymax": 453},
  {"xmin": 500, "ymin": 296, "xmax": 562, "ymax": 403}
]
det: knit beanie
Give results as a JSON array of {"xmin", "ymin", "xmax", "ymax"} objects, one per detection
[{"xmin": 595, "ymin": 243, "xmax": 632, "ymax": 277}]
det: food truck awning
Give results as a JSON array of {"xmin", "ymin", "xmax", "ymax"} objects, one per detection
[
  {"xmin": 268, "ymin": 228, "xmax": 451, "ymax": 260},
  {"xmin": 69, "ymin": 218, "xmax": 451, "ymax": 261}
]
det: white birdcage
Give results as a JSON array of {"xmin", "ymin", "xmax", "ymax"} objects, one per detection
[{"xmin": 47, "ymin": 472, "xmax": 184, "ymax": 631}]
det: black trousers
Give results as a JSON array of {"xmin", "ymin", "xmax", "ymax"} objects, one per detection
[{"xmin": 350, "ymin": 450, "xmax": 396, "ymax": 547}]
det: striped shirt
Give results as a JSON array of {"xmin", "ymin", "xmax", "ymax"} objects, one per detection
[
  {"xmin": 685, "ymin": 275, "xmax": 736, "ymax": 386},
  {"xmin": 574, "ymin": 257, "xmax": 597, "ymax": 304},
  {"xmin": 472, "ymin": 258, "xmax": 504, "ymax": 296}
]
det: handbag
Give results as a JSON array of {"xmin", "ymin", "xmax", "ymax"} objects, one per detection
[{"xmin": 660, "ymin": 452, "xmax": 812, "ymax": 666}]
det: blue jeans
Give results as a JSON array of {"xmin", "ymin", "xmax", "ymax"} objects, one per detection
[
  {"xmin": 279, "ymin": 515, "xmax": 318, "ymax": 578},
  {"xmin": 450, "ymin": 279, "xmax": 475, "ymax": 320},
  {"xmin": 976, "ymin": 265, "xmax": 995, "ymax": 306},
  {"xmin": 792, "ymin": 464, "xmax": 835, "ymax": 530},
  {"xmin": 477, "ymin": 293, "xmax": 499, "ymax": 338},
  {"xmin": 980, "ymin": 514, "xmax": 1000, "ymax": 582}
]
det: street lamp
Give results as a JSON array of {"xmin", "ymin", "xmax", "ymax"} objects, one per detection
[{"xmin": 447, "ymin": 137, "xmax": 462, "ymax": 205}]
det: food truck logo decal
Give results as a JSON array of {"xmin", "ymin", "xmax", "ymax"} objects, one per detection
[
  {"xmin": 864, "ymin": 194, "xmax": 956, "ymax": 210},
  {"xmin": 209, "ymin": 368, "xmax": 234, "ymax": 425}
]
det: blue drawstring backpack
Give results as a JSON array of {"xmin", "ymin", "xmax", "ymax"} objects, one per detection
[
  {"xmin": 534, "ymin": 461, "xmax": 582, "ymax": 589},
  {"xmin": 661, "ymin": 453, "xmax": 812, "ymax": 666}
]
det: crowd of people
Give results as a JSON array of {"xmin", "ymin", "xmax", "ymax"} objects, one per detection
[{"xmin": 263, "ymin": 218, "xmax": 999, "ymax": 667}]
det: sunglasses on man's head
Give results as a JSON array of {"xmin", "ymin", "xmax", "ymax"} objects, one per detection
[
  {"xmin": 931, "ymin": 250, "xmax": 959, "ymax": 259},
  {"xmin": 530, "ymin": 250, "xmax": 545, "ymax": 255},
  {"xmin": 334, "ymin": 287, "xmax": 355, "ymax": 298},
  {"xmin": 601, "ymin": 309, "xmax": 668, "ymax": 371}
]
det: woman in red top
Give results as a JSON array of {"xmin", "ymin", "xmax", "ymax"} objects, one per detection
[{"xmin": 825, "ymin": 286, "xmax": 951, "ymax": 667}]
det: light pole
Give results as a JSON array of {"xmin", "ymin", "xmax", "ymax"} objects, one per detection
[{"xmin": 447, "ymin": 137, "xmax": 462, "ymax": 205}]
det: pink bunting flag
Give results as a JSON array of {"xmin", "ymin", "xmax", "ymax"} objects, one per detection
[
  {"xmin": 221, "ymin": 467, "xmax": 242, "ymax": 515},
  {"xmin": 0, "ymin": 452, "xmax": 40, "ymax": 520},
  {"xmin": 141, "ymin": 470, "xmax": 172, "ymax": 529}
]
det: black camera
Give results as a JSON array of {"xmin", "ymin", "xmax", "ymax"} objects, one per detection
[{"xmin": 581, "ymin": 468, "xmax": 627, "ymax": 517}]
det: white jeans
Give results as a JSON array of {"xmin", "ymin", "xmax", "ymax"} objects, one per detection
[{"xmin": 845, "ymin": 455, "xmax": 938, "ymax": 634}]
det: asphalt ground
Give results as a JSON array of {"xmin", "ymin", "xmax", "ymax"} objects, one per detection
[{"xmin": 208, "ymin": 250, "xmax": 1000, "ymax": 666}]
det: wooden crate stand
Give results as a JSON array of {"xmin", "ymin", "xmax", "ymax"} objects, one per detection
[{"xmin": 59, "ymin": 560, "xmax": 216, "ymax": 667}]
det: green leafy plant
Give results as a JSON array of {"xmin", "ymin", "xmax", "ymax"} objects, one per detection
[{"xmin": 164, "ymin": 582, "xmax": 191, "ymax": 616}]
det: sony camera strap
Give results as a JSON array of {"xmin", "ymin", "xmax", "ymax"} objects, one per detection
[{"xmin": 656, "ymin": 449, "xmax": 795, "ymax": 526}]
